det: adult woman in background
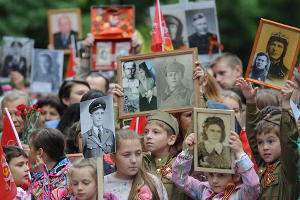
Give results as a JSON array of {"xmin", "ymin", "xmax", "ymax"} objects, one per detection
[
  {"xmin": 58, "ymin": 79, "xmax": 90, "ymax": 107},
  {"xmin": 36, "ymin": 95, "xmax": 64, "ymax": 128}
]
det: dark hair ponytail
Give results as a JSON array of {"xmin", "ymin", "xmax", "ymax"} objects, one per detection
[{"xmin": 30, "ymin": 128, "xmax": 65, "ymax": 162}]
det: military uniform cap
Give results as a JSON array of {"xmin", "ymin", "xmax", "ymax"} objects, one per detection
[
  {"xmin": 165, "ymin": 61, "xmax": 185, "ymax": 74},
  {"xmin": 262, "ymin": 109, "xmax": 281, "ymax": 126},
  {"xmin": 148, "ymin": 110, "xmax": 179, "ymax": 136},
  {"xmin": 89, "ymin": 98, "xmax": 106, "ymax": 114}
]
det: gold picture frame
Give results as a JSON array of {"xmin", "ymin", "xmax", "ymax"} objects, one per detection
[
  {"xmin": 245, "ymin": 18, "xmax": 300, "ymax": 90},
  {"xmin": 48, "ymin": 8, "xmax": 82, "ymax": 54},
  {"xmin": 194, "ymin": 108, "xmax": 235, "ymax": 174}
]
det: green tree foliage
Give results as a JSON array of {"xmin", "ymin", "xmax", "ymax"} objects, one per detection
[{"xmin": 0, "ymin": 0, "xmax": 298, "ymax": 72}]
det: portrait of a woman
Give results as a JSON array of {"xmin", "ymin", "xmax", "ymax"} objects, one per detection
[{"xmin": 138, "ymin": 62, "xmax": 157, "ymax": 111}]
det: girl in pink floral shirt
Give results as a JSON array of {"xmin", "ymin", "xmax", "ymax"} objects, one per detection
[
  {"xmin": 172, "ymin": 132, "xmax": 260, "ymax": 200},
  {"xmin": 104, "ymin": 129, "xmax": 168, "ymax": 200},
  {"xmin": 3, "ymin": 145, "xmax": 31, "ymax": 200}
]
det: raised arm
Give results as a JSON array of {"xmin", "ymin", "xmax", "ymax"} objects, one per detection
[
  {"xmin": 279, "ymin": 80, "xmax": 299, "ymax": 183},
  {"xmin": 229, "ymin": 131, "xmax": 260, "ymax": 199},
  {"xmin": 236, "ymin": 78, "xmax": 262, "ymax": 165},
  {"xmin": 172, "ymin": 133, "xmax": 206, "ymax": 199}
]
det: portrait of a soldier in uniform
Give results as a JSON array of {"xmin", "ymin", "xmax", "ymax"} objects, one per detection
[
  {"xmin": 159, "ymin": 60, "xmax": 193, "ymax": 109},
  {"xmin": 122, "ymin": 61, "xmax": 139, "ymax": 113},
  {"xmin": 80, "ymin": 96, "xmax": 115, "ymax": 158}
]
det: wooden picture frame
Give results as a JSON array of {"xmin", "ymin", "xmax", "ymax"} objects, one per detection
[
  {"xmin": 117, "ymin": 48, "xmax": 199, "ymax": 119},
  {"xmin": 194, "ymin": 108, "xmax": 235, "ymax": 174},
  {"xmin": 245, "ymin": 18, "xmax": 300, "ymax": 90},
  {"xmin": 97, "ymin": 157, "xmax": 104, "ymax": 200},
  {"xmin": 66, "ymin": 153, "xmax": 84, "ymax": 163},
  {"xmin": 48, "ymin": 8, "xmax": 82, "ymax": 54}
]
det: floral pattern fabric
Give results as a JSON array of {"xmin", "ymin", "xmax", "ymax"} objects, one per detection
[{"xmin": 30, "ymin": 158, "xmax": 72, "ymax": 200}]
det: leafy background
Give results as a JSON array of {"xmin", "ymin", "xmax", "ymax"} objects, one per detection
[{"xmin": 0, "ymin": 0, "xmax": 299, "ymax": 73}]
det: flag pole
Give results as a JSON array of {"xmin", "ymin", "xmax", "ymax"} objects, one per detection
[
  {"xmin": 5, "ymin": 108, "xmax": 23, "ymax": 149},
  {"xmin": 157, "ymin": 0, "xmax": 164, "ymax": 52},
  {"xmin": 135, "ymin": 117, "xmax": 139, "ymax": 133}
]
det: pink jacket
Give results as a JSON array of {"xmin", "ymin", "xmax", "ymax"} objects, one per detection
[{"xmin": 172, "ymin": 151, "xmax": 260, "ymax": 200}]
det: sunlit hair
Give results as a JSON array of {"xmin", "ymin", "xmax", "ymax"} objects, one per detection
[
  {"xmin": 115, "ymin": 129, "xmax": 160, "ymax": 200},
  {"xmin": 256, "ymin": 89, "xmax": 280, "ymax": 110},
  {"xmin": 1, "ymin": 90, "xmax": 31, "ymax": 115},
  {"xmin": 210, "ymin": 52, "xmax": 243, "ymax": 73},
  {"xmin": 221, "ymin": 90, "xmax": 242, "ymax": 111},
  {"xmin": 204, "ymin": 73, "xmax": 223, "ymax": 102},
  {"xmin": 202, "ymin": 117, "xmax": 226, "ymax": 142},
  {"xmin": 70, "ymin": 158, "xmax": 97, "ymax": 182}
]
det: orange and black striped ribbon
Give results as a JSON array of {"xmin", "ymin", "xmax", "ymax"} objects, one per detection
[
  {"xmin": 222, "ymin": 182, "xmax": 236, "ymax": 200},
  {"xmin": 262, "ymin": 164, "xmax": 275, "ymax": 188}
]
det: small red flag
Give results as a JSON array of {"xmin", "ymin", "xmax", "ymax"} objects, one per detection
[
  {"xmin": 0, "ymin": 145, "xmax": 17, "ymax": 199},
  {"xmin": 129, "ymin": 117, "xmax": 147, "ymax": 135},
  {"xmin": 65, "ymin": 50, "xmax": 76, "ymax": 78},
  {"xmin": 1, "ymin": 109, "xmax": 22, "ymax": 148},
  {"xmin": 239, "ymin": 129, "xmax": 258, "ymax": 171},
  {"xmin": 151, "ymin": 0, "xmax": 173, "ymax": 52},
  {"xmin": 65, "ymin": 35, "xmax": 77, "ymax": 78}
]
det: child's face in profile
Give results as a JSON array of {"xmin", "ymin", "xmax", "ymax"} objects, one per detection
[
  {"xmin": 256, "ymin": 130, "xmax": 281, "ymax": 163},
  {"xmin": 144, "ymin": 121, "xmax": 174, "ymax": 156},
  {"xmin": 206, "ymin": 124, "xmax": 222, "ymax": 143},
  {"xmin": 114, "ymin": 139, "xmax": 142, "ymax": 179},
  {"xmin": 71, "ymin": 166, "xmax": 97, "ymax": 200},
  {"xmin": 207, "ymin": 172, "xmax": 234, "ymax": 193},
  {"xmin": 9, "ymin": 155, "xmax": 29, "ymax": 187}
]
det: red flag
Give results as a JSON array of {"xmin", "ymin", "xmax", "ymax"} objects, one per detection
[
  {"xmin": 0, "ymin": 145, "xmax": 17, "ymax": 199},
  {"xmin": 65, "ymin": 35, "xmax": 77, "ymax": 78},
  {"xmin": 1, "ymin": 109, "xmax": 22, "ymax": 148},
  {"xmin": 239, "ymin": 129, "xmax": 258, "ymax": 171},
  {"xmin": 151, "ymin": 0, "xmax": 173, "ymax": 52},
  {"xmin": 129, "ymin": 117, "xmax": 147, "ymax": 135},
  {"xmin": 65, "ymin": 50, "xmax": 75, "ymax": 78}
]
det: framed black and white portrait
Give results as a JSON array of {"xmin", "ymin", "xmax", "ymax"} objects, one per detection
[
  {"xmin": 80, "ymin": 95, "xmax": 116, "ymax": 158},
  {"xmin": 194, "ymin": 108, "xmax": 235, "ymax": 174},
  {"xmin": 48, "ymin": 8, "xmax": 82, "ymax": 53},
  {"xmin": 117, "ymin": 48, "xmax": 199, "ymax": 119},
  {"xmin": 96, "ymin": 42, "xmax": 112, "ymax": 66},
  {"xmin": 30, "ymin": 49, "xmax": 63, "ymax": 94},
  {"xmin": 0, "ymin": 36, "xmax": 34, "ymax": 82},
  {"xmin": 245, "ymin": 18, "xmax": 300, "ymax": 90},
  {"xmin": 150, "ymin": 0, "xmax": 221, "ymax": 63}
]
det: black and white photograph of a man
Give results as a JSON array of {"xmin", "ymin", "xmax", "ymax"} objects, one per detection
[
  {"xmin": 185, "ymin": 8, "xmax": 219, "ymax": 55},
  {"xmin": 80, "ymin": 95, "xmax": 115, "ymax": 158},
  {"xmin": 164, "ymin": 14, "xmax": 186, "ymax": 50},
  {"xmin": 155, "ymin": 54, "xmax": 194, "ymax": 109},
  {"xmin": 122, "ymin": 61, "xmax": 140, "ymax": 113},
  {"xmin": 249, "ymin": 52, "xmax": 270, "ymax": 82},
  {"xmin": 96, "ymin": 42, "xmax": 112, "ymax": 66},
  {"xmin": 30, "ymin": 49, "xmax": 63, "ymax": 94},
  {"xmin": 266, "ymin": 32, "xmax": 289, "ymax": 80},
  {"xmin": 0, "ymin": 36, "xmax": 34, "ymax": 81}
]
